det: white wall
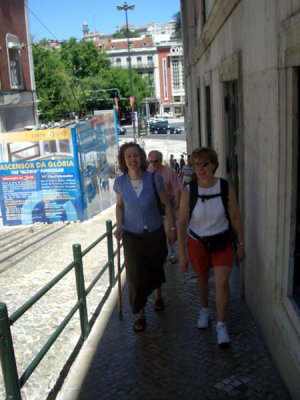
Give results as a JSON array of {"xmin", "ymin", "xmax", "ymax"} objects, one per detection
[{"xmin": 181, "ymin": 1, "xmax": 300, "ymax": 398}]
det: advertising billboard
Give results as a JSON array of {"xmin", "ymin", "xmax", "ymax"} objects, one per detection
[{"xmin": 0, "ymin": 111, "xmax": 118, "ymax": 226}]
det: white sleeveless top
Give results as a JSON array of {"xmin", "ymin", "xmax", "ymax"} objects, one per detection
[{"xmin": 188, "ymin": 178, "xmax": 229, "ymax": 237}]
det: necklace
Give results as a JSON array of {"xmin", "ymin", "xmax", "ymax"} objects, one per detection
[
  {"xmin": 131, "ymin": 178, "xmax": 143, "ymax": 196},
  {"xmin": 131, "ymin": 179, "xmax": 142, "ymax": 189}
]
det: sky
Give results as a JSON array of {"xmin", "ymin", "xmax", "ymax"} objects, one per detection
[{"xmin": 27, "ymin": 0, "xmax": 180, "ymax": 42}]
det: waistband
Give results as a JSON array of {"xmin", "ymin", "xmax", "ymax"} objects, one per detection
[
  {"xmin": 188, "ymin": 228, "xmax": 230, "ymax": 241},
  {"xmin": 124, "ymin": 224, "xmax": 164, "ymax": 236}
]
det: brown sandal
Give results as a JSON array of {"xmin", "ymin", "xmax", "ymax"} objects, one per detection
[
  {"xmin": 133, "ymin": 318, "xmax": 146, "ymax": 332},
  {"xmin": 154, "ymin": 298, "xmax": 165, "ymax": 312}
]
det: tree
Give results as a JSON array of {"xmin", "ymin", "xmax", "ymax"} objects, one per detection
[
  {"xmin": 32, "ymin": 43, "xmax": 75, "ymax": 121},
  {"xmin": 172, "ymin": 12, "xmax": 182, "ymax": 39},
  {"xmin": 32, "ymin": 38, "xmax": 151, "ymax": 121},
  {"xmin": 59, "ymin": 38, "xmax": 111, "ymax": 78},
  {"xmin": 113, "ymin": 27, "xmax": 140, "ymax": 39}
]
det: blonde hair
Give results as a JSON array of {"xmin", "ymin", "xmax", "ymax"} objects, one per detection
[{"xmin": 190, "ymin": 147, "xmax": 219, "ymax": 173}]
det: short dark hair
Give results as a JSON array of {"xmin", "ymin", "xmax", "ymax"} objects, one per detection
[{"xmin": 118, "ymin": 142, "xmax": 148, "ymax": 174}]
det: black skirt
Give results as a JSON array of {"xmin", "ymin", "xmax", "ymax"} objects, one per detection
[{"xmin": 123, "ymin": 225, "xmax": 168, "ymax": 314}]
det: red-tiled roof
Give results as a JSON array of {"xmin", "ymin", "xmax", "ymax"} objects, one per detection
[{"xmin": 103, "ymin": 36, "xmax": 154, "ymax": 50}]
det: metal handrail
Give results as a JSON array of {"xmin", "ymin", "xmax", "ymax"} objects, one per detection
[{"xmin": 0, "ymin": 219, "xmax": 124, "ymax": 399}]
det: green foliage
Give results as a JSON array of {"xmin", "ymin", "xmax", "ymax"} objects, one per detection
[
  {"xmin": 32, "ymin": 44, "xmax": 74, "ymax": 121},
  {"xmin": 172, "ymin": 11, "xmax": 182, "ymax": 39},
  {"xmin": 113, "ymin": 28, "xmax": 140, "ymax": 39},
  {"xmin": 59, "ymin": 38, "xmax": 111, "ymax": 78},
  {"xmin": 32, "ymin": 38, "xmax": 151, "ymax": 121}
]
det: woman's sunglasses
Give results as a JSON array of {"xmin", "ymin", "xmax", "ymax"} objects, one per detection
[{"xmin": 193, "ymin": 161, "xmax": 210, "ymax": 168}]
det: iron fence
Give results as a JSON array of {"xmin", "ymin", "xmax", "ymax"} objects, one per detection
[{"xmin": 0, "ymin": 220, "xmax": 124, "ymax": 399}]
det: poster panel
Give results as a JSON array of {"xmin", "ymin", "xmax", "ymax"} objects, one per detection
[
  {"xmin": 75, "ymin": 110, "xmax": 118, "ymax": 220},
  {"xmin": 0, "ymin": 127, "xmax": 84, "ymax": 225}
]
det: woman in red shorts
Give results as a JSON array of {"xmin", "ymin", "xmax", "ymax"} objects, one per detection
[{"xmin": 178, "ymin": 147, "xmax": 245, "ymax": 348}]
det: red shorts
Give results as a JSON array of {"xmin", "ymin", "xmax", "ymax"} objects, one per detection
[{"xmin": 187, "ymin": 235, "xmax": 234, "ymax": 276}]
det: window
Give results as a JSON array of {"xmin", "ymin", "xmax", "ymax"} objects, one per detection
[
  {"xmin": 293, "ymin": 67, "xmax": 300, "ymax": 304},
  {"xmin": 162, "ymin": 58, "xmax": 168, "ymax": 100},
  {"xmin": 8, "ymin": 142, "xmax": 40, "ymax": 162},
  {"xmin": 205, "ymin": 85, "xmax": 212, "ymax": 146},
  {"xmin": 6, "ymin": 34, "xmax": 23, "ymax": 89},
  {"xmin": 197, "ymin": 87, "xmax": 202, "ymax": 146},
  {"xmin": 201, "ymin": 0, "xmax": 207, "ymax": 26},
  {"xmin": 137, "ymin": 56, "xmax": 142, "ymax": 65},
  {"xmin": 171, "ymin": 56, "xmax": 184, "ymax": 91},
  {"xmin": 147, "ymin": 56, "xmax": 153, "ymax": 64},
  {"xmin": 43, "ymin": 139, "xmax": 72, "ymax": 156},
  {"xmin": 115, "ymin": 58, "xmax": 121, "ymax": 66}
]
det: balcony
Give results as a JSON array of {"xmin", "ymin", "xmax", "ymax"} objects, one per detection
[{"xmin": 115, "ymin": 62, "xmax": 155, "ymax": 70}]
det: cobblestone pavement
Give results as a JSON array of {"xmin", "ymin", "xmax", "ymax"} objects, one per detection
[
  {"xmin": 58, "ymin": 262, "xmax": 292, "ymax": 400},
  {"xmin": 0, "ymin": 207, "xmax": 292, "ymax": 400},
  {"xmin": 0, "ymin": 136, "xmax": 292, "ymax": 400},
  {"xmin": 0, "ymin": 136, "xmax": 186, "ymax": 400},
  {"xmin": 0, "ymin": 206, "xmax": 117, "ymax": 400}
]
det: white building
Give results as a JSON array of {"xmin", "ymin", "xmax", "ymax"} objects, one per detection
[
  {"xmin": 104, "ymin": 35, "xmax": 158, "ymax": 117},
  {"xmin": 82, "ymin": 21, "xmax": 184, "ymax": 118},
  {"xmin": 180, "ymin": 1, "xmax": 300, "ymax": 398}
]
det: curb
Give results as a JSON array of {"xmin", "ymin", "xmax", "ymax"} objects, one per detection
[{"xmin": 56, "ymin": 273, "xmax": 126, "ymax": 400}]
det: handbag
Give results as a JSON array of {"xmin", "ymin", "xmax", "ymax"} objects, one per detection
[
  {"xmin": 151, "ymin": 173, "xmax": 165, "ymax": 216},
  {"xmin": 189, "ymin": 229, "xmax": 231, "ymax": 253}
]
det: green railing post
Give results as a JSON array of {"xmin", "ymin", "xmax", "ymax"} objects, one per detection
[
  {"xmin": 106, "ymin": 220, "xmax": 115, "ymax": 287},
  {"xmin": 72, "ymin": 244, "xmax": 90, "ymax": 340},
  {"xmin": 0, "ymin": 302, "xmax": 22, "ymax": 400}
]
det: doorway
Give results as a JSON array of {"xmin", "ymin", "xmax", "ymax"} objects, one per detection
[
  {"xmin": 224, "ymin": 80, "xmax": 240, "ymax": 197},
  {"xmin": 293, "ymin": 68, "xmax": 300, "ymax": 304}
]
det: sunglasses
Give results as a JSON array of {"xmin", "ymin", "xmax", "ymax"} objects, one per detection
[
  {"xmin": 149, "ymin": 160, "xmax": 159, "ymax": 164},
  {"xmin": 194, "ymin": 161, "xmax": 210, "ymax": 168}
]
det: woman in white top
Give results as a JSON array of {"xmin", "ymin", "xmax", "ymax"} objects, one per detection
[{"xmin": 178, "ymin": 147, "xmax": 245, "ymax": 348}]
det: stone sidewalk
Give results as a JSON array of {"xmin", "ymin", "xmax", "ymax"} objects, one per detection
[{"xmin": 57, "ymin": 260, "xmax": 292, "ymax": 400}]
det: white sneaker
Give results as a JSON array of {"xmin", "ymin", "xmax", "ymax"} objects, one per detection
[
  {"xmin": 216, "ymin": 323, "xmax": 231, "ymax": 347},
  {"xmin": 197, "ymin": 309, "xmax": 209, "ymax": 329}
]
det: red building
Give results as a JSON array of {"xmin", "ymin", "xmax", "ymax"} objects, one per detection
[
  {"xmin": 0, "ymin": 0, "xmax": 37, "ymax": 133},
  {"xmin": 157, "ymin": 41, "xmax": 185, "ymax": 117}
]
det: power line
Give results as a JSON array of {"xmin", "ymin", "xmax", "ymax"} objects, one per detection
[{"xmin": 27, "ymin": 7, "xmax": 59, "ymax": 41}]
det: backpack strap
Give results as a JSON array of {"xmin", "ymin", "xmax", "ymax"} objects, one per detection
[
  {"xmin": 219, "ymin": 178, "xmax": 230, "ymax": 224},
  {"xmin": 189, "ymin": 179, "xmax": 198, "ymax": 219}
]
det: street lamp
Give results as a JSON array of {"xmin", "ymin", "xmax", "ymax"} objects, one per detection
[{"xmin": 116, "ymin": 2, "xmax": 137, "ymax": 143}]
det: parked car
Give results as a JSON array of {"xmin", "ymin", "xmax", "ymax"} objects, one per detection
[
  {"xmin": 149, "ymin": 120, "xmax": 168, "ymax": 134},
  {"xmin": 168, "ymin": 126, "xmax": 182, "ymax": 134},
  {"xmin": 149, "ymin": 120, "xmax": 182, "ymax": 134},
  {"xmin": 118, "ymin": 125, "xmax": 127, "ymax": 135}
]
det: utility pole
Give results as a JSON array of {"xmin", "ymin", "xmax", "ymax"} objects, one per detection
[{"xmin": 116, "ymin": 2, "xmax": 137, "ymax": 143}]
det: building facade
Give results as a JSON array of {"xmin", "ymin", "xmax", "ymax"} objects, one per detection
[
  {"xmin": 180, "ymin": 1, "xmax": 300, "ymax": 398},
  {"xmin": 157, "ymin": 41, "xmax": 185, "ymax": 116},
  {"xmin": 83, "ymin": 21, "xmax": 184, "ymax": 119},
  {"xmin": 0, "ymin": 0, "xmax": 37, "ymax": 133},
  {"xmin": 104, "ymin": 35, "xmax": 158, "ymax": 117}
]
